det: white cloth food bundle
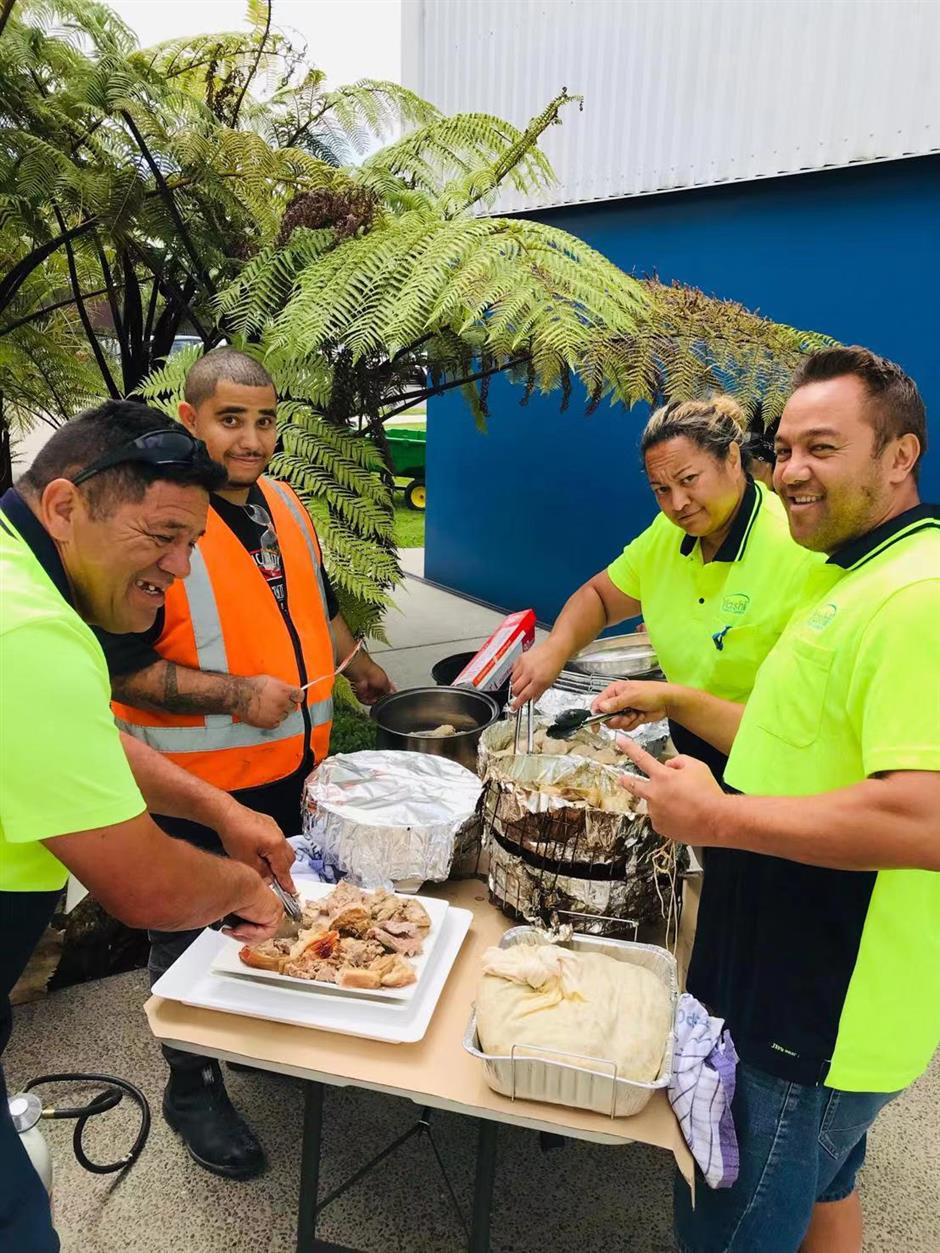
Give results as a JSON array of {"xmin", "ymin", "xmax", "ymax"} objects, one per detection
[{"xmin": 476, "ymin": 943, "xmax": 671, "ymax": 1083}]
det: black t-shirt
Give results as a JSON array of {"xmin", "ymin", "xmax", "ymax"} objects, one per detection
[{"xmin": 97, "ymin": 485, "xmax": 338, "ymax": 677}]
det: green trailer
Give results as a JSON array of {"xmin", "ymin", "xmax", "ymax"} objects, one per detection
[{"xmin": 384, "ymin": 426, "xmax": 426, "ymax": 510}]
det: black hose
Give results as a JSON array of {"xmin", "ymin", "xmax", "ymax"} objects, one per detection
[{"xmin": 24, "ymin": 1072, "xmax": 151, "ymax": 1175}]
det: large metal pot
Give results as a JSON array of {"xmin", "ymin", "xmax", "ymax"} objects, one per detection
[{"xmin": 369, "ymin": 686, "xmax": 500, "ymax": 772}]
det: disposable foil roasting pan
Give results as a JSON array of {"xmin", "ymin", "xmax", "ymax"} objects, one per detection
[{"xmin": 464, "ymin": 926, "xmax": 677, "ymax": 1117}]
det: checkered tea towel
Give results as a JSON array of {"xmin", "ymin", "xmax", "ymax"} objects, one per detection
[{"xmin": 668, "ymin": 992, "xmax": 739, "ymax": 1189}]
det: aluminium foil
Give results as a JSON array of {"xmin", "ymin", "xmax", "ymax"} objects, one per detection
[{"xmin": 302, "ymin": 750, "xmax": 482, "ymax": 889}]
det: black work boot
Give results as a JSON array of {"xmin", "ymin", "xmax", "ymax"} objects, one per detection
[{"xmin": 162, "ymin": 1059, "xmax": 266, "ymax": 1179}]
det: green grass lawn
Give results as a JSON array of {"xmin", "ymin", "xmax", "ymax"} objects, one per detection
[{"xmin": 393, "ymin": 498, "xmax": 425, "ymax": 548}]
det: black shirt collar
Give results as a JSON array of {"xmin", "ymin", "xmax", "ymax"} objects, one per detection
[
  {"xmin": 826, "ymin": 503, "xmax": 940, "ymax": 570},
  {"xmin": 679, "ymin": 477, "xmax": 761, "ymax": 563},
  {"xmin": 0, "ymin": 487, "xmax": 75, "ymax": 607}
]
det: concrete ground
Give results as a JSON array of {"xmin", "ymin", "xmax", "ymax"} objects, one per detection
[
  {"xmin": 370, "ymin": 562, "xmax": 547, "ymax": 692},
  {"xmin": 5, "ymin": 970, "xmax": 938, "ymax": 1253}
]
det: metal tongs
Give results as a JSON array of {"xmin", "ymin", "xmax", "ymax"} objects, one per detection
[
  {"xmin": 219, "ymin": 878, "xmax": 302, "ymax": 935},
  {"xmin": 299, "ymin": 639, "xmax": 364, "ymax": 693},
  {"xmin": 509, "ymin": 679, "xmax": 535, "ymax": 754},
  {"xmin": 546, "ymin": 707, "xmax": 616, "ymax": 740}
]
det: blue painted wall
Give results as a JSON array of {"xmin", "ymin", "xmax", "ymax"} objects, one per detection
[{"xmin": 425, "ymin": 156, "xmax": 940, "ymax": 623}]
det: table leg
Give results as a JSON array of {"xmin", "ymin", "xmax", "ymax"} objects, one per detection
[
  {"xmin": 468, "ymin": 1118, "xmax": 498, "ymax": 1253},
  {"xmin": 297, "ymin": 1081, "xmax": 325, "ymax": 1253}
]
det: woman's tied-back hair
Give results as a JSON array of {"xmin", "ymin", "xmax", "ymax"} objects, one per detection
[{"xmin": 641, "ymin": 394, "xmax": 749, "ymax": 466}]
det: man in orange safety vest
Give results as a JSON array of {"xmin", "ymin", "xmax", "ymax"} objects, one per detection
[{"xmin": 98, "ymin": 348, "xmax": 393, "ymax": 1179}]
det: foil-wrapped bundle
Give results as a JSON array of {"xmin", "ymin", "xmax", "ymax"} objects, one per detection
[
  {"xmin": 478, "ymin": 742, "xmax": 686, "ymax": 934},
  {"xmin": 302, "ymin": 751, "xmax": 483, "ymax": 890},
  {"xmin": 487, "ymin": 837, "xmax": 665, "ymax": 934},
  {"xmin": 482, "ymin": 754, "xmax": 655, "ymax": 866},
  {"xmin": 534, "ymin": 683, "xmax": 671, "ymax": 760}
]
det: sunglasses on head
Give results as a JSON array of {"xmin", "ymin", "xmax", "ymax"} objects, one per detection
[{"xmin": 71, "ymin": 428, "xmax": 212, "ymax": 486}]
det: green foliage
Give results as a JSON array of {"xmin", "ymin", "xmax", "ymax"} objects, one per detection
[
  {"xmin": 328, "ymin": 680, "xmax": 379, "ymax": 755},
  {"xmin": 582, "ymin": 281, "xmax": 838, "ymax": 421},
  {"xmin": 3, "ymin": 0, "xmax": 835, "ymax": 630}
]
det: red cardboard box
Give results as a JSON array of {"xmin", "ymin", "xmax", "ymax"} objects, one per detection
[{"xmin": 453, "ymin": 610, "xmax": 536, "ymax": 693}]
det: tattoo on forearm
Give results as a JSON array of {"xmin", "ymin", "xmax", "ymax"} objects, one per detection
[
  {"xmin": 113, "ymin": 661, "xmax": 250, "ymax": 716},
  {"xmin": 164, "ymin": 660, "xmax": 180, "ymax": 706}
]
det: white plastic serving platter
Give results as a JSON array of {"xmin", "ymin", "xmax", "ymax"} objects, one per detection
[
  {"xmin": 210, "ymin": 882, "xmax": 450, "ymax": 1003},
  {"xmin": 152, "ymin": 894, "xmax": 472, "ymax": 1045}
]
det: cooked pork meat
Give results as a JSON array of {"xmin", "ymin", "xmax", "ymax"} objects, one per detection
[
  {"xmin": 328, "ymin": 905, "xmax": 371, "ymax": 936},
  {"xmin": 238, "ymin": 941, "xmax": 284, "ymax": 972},
  {"xmin": 400, "ymin": 899, "xmax": 431, "ymax": 931},
  {"xmin": 338, "ymin": 936, "xmax": 385, "ymax": 967},
  {"xmin": 287, "ymin": 927, "xmax": 339, "ymax": 961},
  {"xmin": 327, "ymin": 881, "xmax": 369, "ymax": 912},
  {"xmin": 378, "ymin": 919, "xmax": 419, "ymax": 938},
  {"xmin": 368, "ymin": 889, "xmax": 400, "ymax": 924},
  {"xmin": 238, "ymin": 884, "xmax": 431, "ymax": 987},
  {"xmin": 336, "ymin": 967, "xmax": 382, "ymax": 990},
  {"xmin": 300, "ymin": 902, "xmax": 328, "ymax": 930},
  {"xmin": 371, "ymin": 953, "xmax": 417, "ymax": 988},
  {"xmin": 284, "ymin": 956, "xmax": 338, "ymax": 982},
  {"xmin": 368, "ymin": 925, "xmax": 424, "ymax": 957},
  {"xmin": 369, "ymin": 890, "xmax": 431, "ymax": 931}
]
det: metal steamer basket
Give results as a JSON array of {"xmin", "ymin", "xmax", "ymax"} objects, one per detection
[
  {"xmin": 477, "ymin": 729, "xmax": 686, "ymax": 936},
  {"xmin": 464, "ymin": 926, "xmax": 678, "ymax": 1118}
]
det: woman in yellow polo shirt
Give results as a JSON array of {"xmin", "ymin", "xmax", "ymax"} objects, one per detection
[{"xmin": 511, "ymin": 396, "xmax": 823, "ymax": 772}]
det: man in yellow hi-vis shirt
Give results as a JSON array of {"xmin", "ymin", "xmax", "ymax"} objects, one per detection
[
  {"xmin": 597, "ymin": 347, "xmax": 939, "ymax": 1253},
  {"xmin": 1, "ymin": 400, "xmax": 291, "ymax": 1251}
]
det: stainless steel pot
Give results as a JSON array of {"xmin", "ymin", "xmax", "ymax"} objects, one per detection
[{"xmin": 369, "ymin": 686, "xmax": 501, "ymax": 771}]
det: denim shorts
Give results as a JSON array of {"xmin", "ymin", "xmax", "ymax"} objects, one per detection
[{"xmin": 674, "ymin": 1062, "xmax": 899, "ymax": 1252}]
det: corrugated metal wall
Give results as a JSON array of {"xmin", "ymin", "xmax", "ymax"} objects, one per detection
[{"xmin": 402, "ymin": 0, "xmax": 939, "ymax": 212}]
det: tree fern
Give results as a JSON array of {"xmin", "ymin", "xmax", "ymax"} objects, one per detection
[{"xmin": 4, "ymin": 0, "xmax": 837, "ymax": 636}]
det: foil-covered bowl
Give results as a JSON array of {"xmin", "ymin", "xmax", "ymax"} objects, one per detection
[{"xmin": 302, "ymin": 750, "xmax": 483, "ymax": 890}]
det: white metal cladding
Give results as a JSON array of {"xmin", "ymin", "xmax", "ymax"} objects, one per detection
[{"xmin": 401, "ymin": 0, "xmax": 939, "ymax": 213}]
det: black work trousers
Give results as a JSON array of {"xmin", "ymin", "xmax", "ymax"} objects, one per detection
[{"xmin": 149, "ymin": 764, "xmax": 307, "ymax": 1076}]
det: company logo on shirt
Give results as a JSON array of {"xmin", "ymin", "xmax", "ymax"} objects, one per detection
[
  {"xmin": 721, "ymin": 593, "xmax": 750, "ymax": 615},
  {"xmin": 807, "ymin": 602, "xmax": 838, "ymax": 631}
]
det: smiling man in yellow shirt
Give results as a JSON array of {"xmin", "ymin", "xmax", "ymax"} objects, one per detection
[
  {"xmin": 598, "ymin": 347, "xmax": 939, "ymax": 1253},
  {"xmin": 1, "ymin": 400, "xmax": 290, "ymax": 1250}
]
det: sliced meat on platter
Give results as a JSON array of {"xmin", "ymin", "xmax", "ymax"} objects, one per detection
[{"xmin": 239, "ymin": 883, "xmax": 432, "ymax": 988}]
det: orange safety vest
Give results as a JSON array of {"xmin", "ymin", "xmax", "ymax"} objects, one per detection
[{"xmin": 113, "ymin": 477, "xmax": 334, "ymax": 791}]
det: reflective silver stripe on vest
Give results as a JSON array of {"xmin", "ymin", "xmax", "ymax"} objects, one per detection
[
  {"xmin": 264, "ymin": 479, "xmax": 336, "ymax": 652},
  {"xmin": 115, "ymin": 700, "xmax": 333, "ymax": 755},
  {"xmin": 186, "ymin": 545, "xmax": 229, "ymax": 673},
  {"xmin": 183, "ymin": 544, "xmax": 235, "ymax": 739},
  {"xmin": 120, "ymin": 483, "xmax": 334, "ymax": 754}
]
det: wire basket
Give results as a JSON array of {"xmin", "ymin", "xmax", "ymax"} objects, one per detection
[{"xmin": 480, "ymin": 757, "xmax": 686, "ymax": 937}]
